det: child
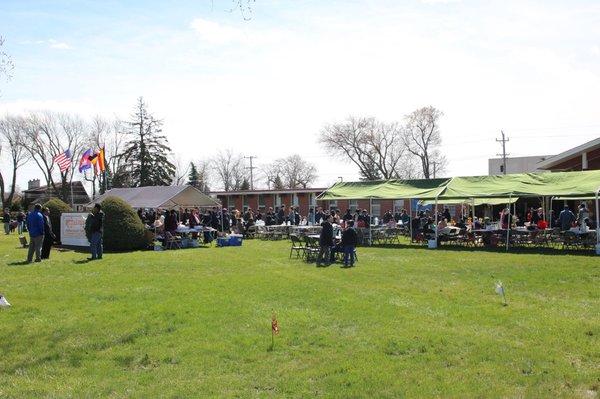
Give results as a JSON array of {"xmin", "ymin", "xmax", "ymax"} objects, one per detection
[{"xmin": 341, "ymin": 220, "xmax": 358, "ymax": 267}]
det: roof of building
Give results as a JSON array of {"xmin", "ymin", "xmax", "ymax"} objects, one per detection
[
  {"xmin": 211, "ymin": 187, "xmax": 327, "ymax": 196},
  {"xmin": 536, "ymin": 137, "xmax": 600, "ymax": 170},
  {"xmin": 89, "ymin": 185, "xmax": 221, "ymax": 209}
]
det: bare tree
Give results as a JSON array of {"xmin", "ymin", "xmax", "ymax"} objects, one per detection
[
  {"xmin": 22, "ymin": 111, "xmax": 87, "ymax": 203},
  {"xmin": 195, "ymin": 159, "xmax": 212, "ymax": 192},
  {"xmin": 263, "ymin": 154, "xmax": 317, "ymax": 189},
  {"xmin": 171, "ymin": 155, "xmax": 190, "ymax": 186},
  {"xmin": 213, "ymin": 149, "xmax": 247, "ymax": 191},
  {"xmin": 320, "ymin": 116, "xmax": 410, "ymax": 180},
  {"xmin": 0, "ymin": 36, "xmax": 14, "ymax": 92},
  {"xmin": 0, "ymin": 115, "xmax": 30, "ymax": 207},
  {"xmin": 402, "ymin": 106, "xmax": 446, "ymax": 179}
]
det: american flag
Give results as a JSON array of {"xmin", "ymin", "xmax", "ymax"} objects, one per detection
[{"xmin": 53, "ymin": 149, "xmax": 72, "ymax": 172}]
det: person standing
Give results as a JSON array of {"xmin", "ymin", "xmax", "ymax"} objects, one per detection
[
  {"xmin": 558, "ymin": 205, "xmax": 576, "ymax": 231},
  {"xmin": 3, "ymin": 208, "xmax": 10, "ymax": 235},
  {"xmin": 85, "ymin": 203, "xmax": 104, "ymax": 261},
  {"xmin": 41, "ymin": 207, "xmax": 56, "ymax": 259},
  {"xmin": 317, "ymin": 214, "xmax": 334, "ymax": 266},
  {"xmin": 26, "ymin": 204, "xmax": 45, "ymax": 263},
  {"xmin": 17, "ymin": 211, "xmax": 25, "ymax": 235},
  {"xmin": 341, "ymin": 220, "xmax": 358, "ymax": 267}
]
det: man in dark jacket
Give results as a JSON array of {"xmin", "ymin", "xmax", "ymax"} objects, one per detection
[
  {"xmin": 341, "ymin": 220, "xmax": 358, "ymax": 267},
  {"xmin": 85, "ymin": 203, "xmax": 104, "ymax": 260},
  {"xmin": 26, "ymin": 204, "xmax": 45, "ymax": 263},
  {"xmin": 558, "ymin": 205, "xmax": 576, "ymax": 231},
  {"xmin": 317, "ymin": 214, "xmax": 334, "ymax": 266},
  {"xmin": 3, "ymin": 208, "xmax": 10, "ymax": 235},
  {"xmin": 41, "ymin": 207, "xmax": 56, "ymax": 259}
]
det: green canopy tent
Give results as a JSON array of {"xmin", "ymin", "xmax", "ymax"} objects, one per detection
[
  {"xmin": 317, "ymin": 178, "xmax": 450, "ymax": 244},
  {"xmin": 318, "ymin": 170, "xmax": 600, "ymax": 250},
  {"xmin": 433, "ymin": 170, "xmax": 600, "ymax": 250}
]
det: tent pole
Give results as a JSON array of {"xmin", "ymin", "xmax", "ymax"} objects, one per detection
[
  {"xmin": 434, "ymin": 195, "xmax": 439, "ymax": 248},
  {"xmin": 369, "ymin": 197, "xmax": 373, "ymax": 246},
  {"xmin": 506, "ymin": 194, "xmax": 512, "ymax": 252},
  {"xmin": 409, "ymin": 198, "xmax": 413, "ymax": 244},
  {"xmin": 596, "ymin": 188, "xmax": 600, "ymax": 248},
  {"xmin": 471, "ymin": 198, "xmax": 475, "ymax": 228}
]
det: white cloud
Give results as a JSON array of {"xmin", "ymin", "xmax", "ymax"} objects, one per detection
[
  {"xmin": 48, "ymin": 39, "xmax": 71, "ymax": 50},
  {"xmin": 592, "ymin": 45, "xmax": 600, "ymax": 56},
  {"xmin": 189, "ymin": 18, "xmax": 246, "ymax": 45}
]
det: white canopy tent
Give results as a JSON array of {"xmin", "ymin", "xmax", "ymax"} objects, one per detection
[{"xmin": 87, "ymin": 185, "xmax": 221, "ymax": 209}]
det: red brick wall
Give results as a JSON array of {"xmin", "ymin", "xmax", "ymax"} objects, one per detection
[{"xmin": 549, "ymin": 147, "xmax": 600, "ymax": 171}]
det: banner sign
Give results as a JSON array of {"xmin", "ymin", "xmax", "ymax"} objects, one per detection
[{"xmin": 60, "ymin": 213, "xmax": 89, "ymax": 247}]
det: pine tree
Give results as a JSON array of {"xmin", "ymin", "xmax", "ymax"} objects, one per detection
[
  {"xmin": 188, "ymin": 162, "xmax": 199, "ymax": 187},
  {"xmin": 120, "ymin": 97, "xmax": 175, "ymax": 186},
  {"xmin": 240, "ymin": 178, "xmax": 250, "ymax": 191},
  {"xmin": 273, "ymin": 175, "xmax": 285, "ymax": 190}
]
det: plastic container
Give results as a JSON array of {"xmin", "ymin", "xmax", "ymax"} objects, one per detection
[
  {"xmin": 229, "ymin": 234, "xmax": 243, "ymax": 246},
  {"xmin": 427, "ymin": 239, "xmax": 438, "ymax": 249},
  {"xmin": 217, "ymin": 237, "xmax": 229, "ymax": 247}
]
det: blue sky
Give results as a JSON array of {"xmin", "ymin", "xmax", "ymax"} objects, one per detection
[{"xmin": 1, "ymin": 0, "xmax": 600, "ymax": 189}]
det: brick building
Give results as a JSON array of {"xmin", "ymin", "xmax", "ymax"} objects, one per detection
[
  {"xmin": 536, "ymin": 137, "xmax": 600, "ymax": 171},
  {"xmin": 211, "ymin": 188, "xmax": 411, "ymax": 218}
]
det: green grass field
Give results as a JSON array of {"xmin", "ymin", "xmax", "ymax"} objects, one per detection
[{"xmin": 1, "ymin": 233, "xmax": 599, "ymax": 398}]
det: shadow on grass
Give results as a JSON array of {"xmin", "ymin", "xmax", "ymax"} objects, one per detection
[
  {"xmin": 6, "ymin": 260, "xmax": 34, "ymax": 266},
  {"xmin": 366, "ymin": 243, "xmax": 597, "ymax": 257},
  {"xmin": 72, "ymin": 259, "xmax": 93, "ymax": 264}
]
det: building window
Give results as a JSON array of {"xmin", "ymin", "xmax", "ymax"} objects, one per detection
[
  {"xmin": 258, "ymin": 194, "xmax": 265, "ymax": 209},
  {"xmin": 349, "ymin": 199, "xmax": 358, "ymax": 211},
  {"xmin": 500, "ymin": 165, "xmax": 504, "ymax": 173},
  {"xmin": 243, "ymin": 195, "xmax": 248, "ymax": 210},
  {"xmin": 329, "ymin": 200, "xmax": 338, "ymax": 210},
  {"xmin": 371, "ymin": 200, "xmax": 381, "ymax": 218},
  {"xmin": 275, "ymin": 194, "xmax": 282, "ymax": 207},
  {"xmin": 393, "ymin": 200, "xmax": 404, "ymax": 213},
  {"xmin": 292, "ymin": 193, "xmax": 299, "ymax": 207}
]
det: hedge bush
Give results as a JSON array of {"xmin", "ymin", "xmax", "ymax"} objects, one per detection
[
  {"xmin": 43, "ymin": 198, "xmax": 71, "ymax": 241},
  {"xmin": 101, "ymin": 196, "xmax": 150, "ymax": 251}
]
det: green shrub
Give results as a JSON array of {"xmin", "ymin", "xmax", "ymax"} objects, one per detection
[
  {"xmin": 43, "ymin": 198, "xmax": 72, "ymax": 241},
  {"xmin": 101, "ymin": 196, "xmax": 150, "ymax": 251}
]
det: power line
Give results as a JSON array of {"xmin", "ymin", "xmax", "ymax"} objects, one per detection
[
  {"xmin": 496, "ymin": 130, "xmax": 509, "ymax": 175},
  {"xmin": 244, "ymin": 155, "xmax": 257, "ymax": 190}
]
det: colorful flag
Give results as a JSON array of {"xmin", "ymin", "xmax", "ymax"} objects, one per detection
[
  {"xmin": 79, "ymin": 149, "xmax": 92, "ymax": 173},
  {"xmin": 53, "ymin": 149, "xmax": 72, "ymax": 172},
  {"xmin": 97, "ymin": 147, "xmax": 106, "ymax": 172}
]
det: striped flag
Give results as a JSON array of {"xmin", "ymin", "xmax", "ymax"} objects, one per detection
[{"xmin": 53, "ymin": 149, "xmax": 72, "ymax": 172}]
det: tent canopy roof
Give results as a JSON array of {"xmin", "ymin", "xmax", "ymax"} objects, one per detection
[
  {"xmin": 317, "ymin": 178, "xmax": 450, "ymax": 200},
  {"xmin": 88, "ymin": 186, "xmax": 221, "ymax": 209},
  {"xmin": 420, "ymin": 197, "xmax": 518, "ymax": 206},
  {"xmin": 318, "ymin": 170, "xmax": 600, "ymax": 201}
]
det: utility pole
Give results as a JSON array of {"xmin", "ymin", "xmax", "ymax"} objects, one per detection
[
  {"xmin": 496, "ymin": 130, "xmax": 509, "ymax": 175},
  {"xmin": 244, "ymin": 156, "xmax": 257, "ymax": 190},
  {"xmin": 432, "ymin": 161, "xmax": 437, "ymax": 178}
]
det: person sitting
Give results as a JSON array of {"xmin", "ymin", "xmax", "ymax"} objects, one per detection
[
  {"xmin": 164, "ymin": 209, "xmax": 178, "ymax": 233},
  {"xmin": 382, "ymin": 210, "xmax": 393, "ymax": 224},
  {"xmin": 442, "ymin": 207, "xmax": 451, "ymax": 224},
  {"xmin": 437, "ymin": 218, "xmax": 448, "ymax": 230}
]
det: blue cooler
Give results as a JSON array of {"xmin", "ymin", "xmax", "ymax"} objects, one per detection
[
  {"xmin": 217, "ymin": 237, "xmax": 229, "ymax": 247},
  {"xmin": 229, "ymin": 234, "xmax": 243, "ymax": 246}
]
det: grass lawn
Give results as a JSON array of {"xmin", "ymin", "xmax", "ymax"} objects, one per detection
[{"xmin": 0, "ymin": 233, "xmax": 599, "ymax": 398}]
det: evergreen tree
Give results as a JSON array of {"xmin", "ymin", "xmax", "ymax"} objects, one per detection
[
  {"xmin": 188, "ymin": 162, "xmax": 199, "ymax": 187},
  {"xmin": 273, "ymin": 175, "xmax": 285, "ymax": 190},
  {"xmin": 120, "ymin": 97, "xmax": 175, "ymax": 186},
  {"xmin": 240, "ymin": 178, "xmax": 250, "ymax": 191}
]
